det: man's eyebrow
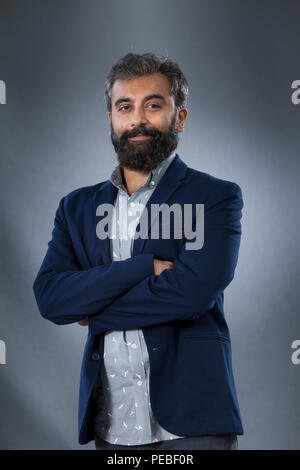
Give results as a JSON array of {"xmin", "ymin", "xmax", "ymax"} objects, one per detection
[{"xmin": 114, "ymin": 94, "xmax": 167, "ymax": 108}]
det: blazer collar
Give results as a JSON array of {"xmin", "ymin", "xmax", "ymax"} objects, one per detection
[{"xmin": 94, "ymin": 153, "xmax": 188, "ymax": 264}]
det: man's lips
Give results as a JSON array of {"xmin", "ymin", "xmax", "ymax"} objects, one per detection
[{"xmin": 128, "ymin": 135, "xmax": 153, "ymax": 141}]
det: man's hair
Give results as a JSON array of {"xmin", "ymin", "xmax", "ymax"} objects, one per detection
[{"xmin": 104, "ymin": 52, "xmax": 188, "ymax": 113}]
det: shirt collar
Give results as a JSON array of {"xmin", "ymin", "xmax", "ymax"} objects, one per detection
[{"xmin": 110, "ymin": 151, "xmax": 177, "ymax": 193}]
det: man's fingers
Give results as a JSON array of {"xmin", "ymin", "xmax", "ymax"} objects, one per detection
[
  {"xmin": 154, "ymin": 258, "xmax": 174, "ymax": 275},
  {"xmin": 78, "ymin": 317, "xmax": 89, "ymax": 326}
]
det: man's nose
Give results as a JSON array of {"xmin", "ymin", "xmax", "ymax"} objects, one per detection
[{"xmin": 130, "ymin": 107, "xmax": 149, "ymax": 128}]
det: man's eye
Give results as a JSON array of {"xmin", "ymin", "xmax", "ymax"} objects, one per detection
[
  {"xmin": 119, "ymin": 105, "xmax": 130, "ymax": 111},
  {"xmin": 118, "ymin": 103, "xmax": 161, "ymax": 111}
]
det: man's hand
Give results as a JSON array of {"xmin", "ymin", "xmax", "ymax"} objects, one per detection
[
  {"xmin": 78, "ymin": 317, "xmax": 89, "ymax": 326},
  {"xmin": 154, "ymin": 258, "xmax": 174, "ymax": 275}
]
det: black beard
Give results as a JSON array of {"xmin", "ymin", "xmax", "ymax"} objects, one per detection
[{"xmin": 110, "ymin": 115, "xmax": 179, "ymax": 172}]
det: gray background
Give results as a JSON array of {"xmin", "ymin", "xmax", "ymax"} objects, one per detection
[{"xmin": 0, "ymin": 0, "xmax": 299, "ymax": 450}]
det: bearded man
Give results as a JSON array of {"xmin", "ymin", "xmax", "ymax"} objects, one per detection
[{"xmin": 33, "ymin": 52, "xmax": 244, "ymax": 450}]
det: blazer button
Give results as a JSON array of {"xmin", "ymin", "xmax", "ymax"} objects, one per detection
[{"xmin": 91, "ymin": 352, "xmax": 100, "ymax": 361}]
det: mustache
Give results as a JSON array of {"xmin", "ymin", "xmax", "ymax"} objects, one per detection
[{"xmin": 121, "ymin": 127, "xmax": 162, "ymax": 140}]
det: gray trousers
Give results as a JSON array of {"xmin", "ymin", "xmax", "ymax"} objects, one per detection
[{"xmin": 95, "ymin": 433, "xmax": 238, "ymax": 450}]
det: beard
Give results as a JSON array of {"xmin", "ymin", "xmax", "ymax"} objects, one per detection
[{"xmin": 110, "ymin": 113, "xmax": 179, "ymax": 172}]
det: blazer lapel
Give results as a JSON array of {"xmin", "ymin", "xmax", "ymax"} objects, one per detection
[
  {"xmin": 94, "ymin": 181, "xmax": 118, "ymax": 265},
  {"xmin": 94, "ymin": 153, "xmax": 188, "ymax": 265},
  {"xmin": 132, "ymin": 153, "xmax": 188, "ymax": 256}
]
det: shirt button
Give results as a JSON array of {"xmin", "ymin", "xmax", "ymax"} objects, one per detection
[
  {"xmin": 131, "ymin": 343, "xmax": 137, "ymax": 349},
  {"xmin": 91, "ymin": 352, "xmax": 100, "ymax": 361},
  {"xmin": 130, "ymin": 202, "xmax": 135, "ymax": 207},
  {"xmin": 150, "ymin": 181, "xmax": 155, "ymax": 186},
  {"xmin": 137, "ymin": 380, "xmax": 143, "ymax": 386}
]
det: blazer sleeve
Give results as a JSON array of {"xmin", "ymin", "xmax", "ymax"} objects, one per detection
[
  {"xmin": 32, "ymin": 196, "xmax": 154, "ymax": 325},
  {"xmin": 88, "ymin": 181, "xmax": 244, "ymax": 335}
]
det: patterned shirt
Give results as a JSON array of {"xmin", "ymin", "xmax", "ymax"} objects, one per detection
[{"xmin": 92, "ymin": 151, "xmax": 186, "ymax": 446}]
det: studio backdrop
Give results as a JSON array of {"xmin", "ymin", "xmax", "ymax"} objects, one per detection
[{"xmin": 0, "ymin": 0, "xmax": 299, "ymax": 450}]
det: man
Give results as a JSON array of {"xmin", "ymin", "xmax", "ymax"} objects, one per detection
[{"xmin": 33, "ymin": 52, "xmax": 244, "ymax": 450}]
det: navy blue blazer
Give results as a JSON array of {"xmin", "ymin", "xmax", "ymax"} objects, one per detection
[{"xmin": 32, "ymin": 153, "xmax": 244, "ymax": 445}]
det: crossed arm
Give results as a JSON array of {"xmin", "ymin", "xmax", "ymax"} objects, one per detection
[
  {"xmin": 33, "ymin": 182, "xmax": 243, "ymax": 335},
  {"xmin": 77, "ymin": 257, "xmax": 173, "ymax": 326}
]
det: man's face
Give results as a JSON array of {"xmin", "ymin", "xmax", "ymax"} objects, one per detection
[{"xmin": 108, "ymin": 72, "xmax": 187, "ymax": 172}]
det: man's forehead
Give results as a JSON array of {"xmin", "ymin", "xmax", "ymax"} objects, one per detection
[{"xmin": 111, "ymin": 72, "xmax": 172, "ymax": 100}]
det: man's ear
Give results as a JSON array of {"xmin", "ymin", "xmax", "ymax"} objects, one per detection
[
  {"xmin": 108, "ymin": 112, "xmax": 111, "ymax": 136},
  {"xmin": 177, "ymin": 108, "xmax": 188, "ymax": 133}
]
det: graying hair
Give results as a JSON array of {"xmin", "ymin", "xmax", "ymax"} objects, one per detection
[{"xmin": 104, "ymin": 52, "xmax": 188, "ymax": 113}]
